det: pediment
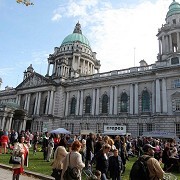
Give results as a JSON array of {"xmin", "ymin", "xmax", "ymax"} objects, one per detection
[
  {"xmin": 172, "ymin": 91, "xmax": 180, "ymax": 97},
  {"xmin": 16, "ymin": 73, "xmax": 53, "ymax": 89}
]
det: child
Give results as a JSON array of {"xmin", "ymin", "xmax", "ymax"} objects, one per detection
[{"xmin": 108, "ymin": 149, "xmax": 123, "ymax": 180}]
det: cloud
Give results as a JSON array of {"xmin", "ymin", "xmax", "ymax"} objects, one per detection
[
  {"xmin": 51, "ymin": 13, "xmax": 62, "ymax": 22},
  {"xmin": 52, "ymin": 0, "xmax": 172, "ymax": 72},
  {"xmin": 0, "ymin": 67, "xmax": 14, "ymax": 76}
]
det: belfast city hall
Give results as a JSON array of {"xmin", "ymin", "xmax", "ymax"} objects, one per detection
[{"xmin": 0, "ymin": 1, "xmax": 180, "ymax": 138}]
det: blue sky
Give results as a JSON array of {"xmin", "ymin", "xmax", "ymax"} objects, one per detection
[{"xmin": 0, "ymin": 0, "xmax": 173, "ymax": 89}]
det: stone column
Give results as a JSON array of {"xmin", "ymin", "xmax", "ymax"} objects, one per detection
[
  {"xmin": 134, "ymin": 83, "xmax": 138, "ymax": 114},
  {"xmin": 48, "ymin": 91, "xmax": 54, "ymax": 114},
  {"xmin": 113, "ymin": 86, "xmax": 118, "ymax": 115},
  {"xmin": 87, "ymin": 61, "xmax": 89, "ymax": 74},
  {"xmin": 162, "ymin": 78, "xmax": 167, "ymax": 113},
  {"xmin": 162, "ymin": 35, "xmax": 165, "ymax": 54},
  {"xmin": 109, "ymin": 86, "xmax": 113, "ymax": 115},
  {"xmin": 65, "ymin": 92, "xmax": 69, "ymax": 116},
  {"xmin": 83, "ymin": 60, "xmax": 85, "ymax": 74},
  {"xmin": 8, "ymin": 114, "xmax": 13, "ymax": 131},
  {"xmin": 26, "ymin": 94, "xmax": 31, "ymax": 113},
  {"xmin": 152, "ymin": 81, "xmax": 155, "ymax": 113},
  {"xmin": 36, "ymin": 92, "xmax": 42, "ymax": 115},
  {"xmin": 177, "ymin": 32, "xmax": 180, "ymax": 52},
  {"xmin": 158, "ymin": 39, "xmax": 162, "ymax": 55},
  {"xmin": 76, "ymin": 91, "xmax": 80, "ymax": 115},
  {"xmin": 95, "ymin": 88, "xmax": 99, "ymax": 115},
  {"xmin": 45, "ymin": 91, "xmax": 50, "ymax": 114},
  {"xmin": 156, "ymin": 79, "xmax": 161, "ymax": 113},
  {"xmin": 24, "ymin": 94, "xmax": 28, "ymax": 110},
  {"xmin": 1, "ymin": 116, "xmax": 6, "ymax": 130},
  {"xmin": 130, "ymin": 84, "xmax": 134, "ymax": 114},
  {"xmin": 47, "ymin": 63, "xmax": 50, "ymax": 76},
  {"xmin": 34, "ymin": 93, "xmax": 38, "ymax": 115},
  {"xmin": 169, "ymin": 34, "xmax": 173, "ymax": 52},
  {"xmin": 92, "ymin": 89, "xmax": 96, "ymax": 115},
  {"xmin": 79, "ymin": 90, "xmax": 84, "ymax": 115},
  {"xmin": 22, "ymin": 117, "xmax": 27, "ymax": 131},
  {"xmin": 165, "ymin": 35, "xmax": 169, "ymax": 53},
  {"xmin": 90, "ymin": 64, "xmax": 93, "ymax": 74}
]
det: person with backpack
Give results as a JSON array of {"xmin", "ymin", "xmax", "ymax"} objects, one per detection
[{"xmin": 130, "ymin": 144, "xmax": 164, "ymax": 180}]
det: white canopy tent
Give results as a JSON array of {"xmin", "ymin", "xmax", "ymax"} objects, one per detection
[
  {"xmin": 50, "ymin": 128, "xmax": 71, "ymax": 134},
  {"xmin": 142, "ymin": 131, "xmax": 180, "ymax": 142}
]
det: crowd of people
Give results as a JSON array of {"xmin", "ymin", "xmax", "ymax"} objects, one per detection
[{"xmin": 0, "ymin": 128, "xmax": 180, "ymax": 180}]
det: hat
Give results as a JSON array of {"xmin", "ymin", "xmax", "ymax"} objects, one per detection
[{"xmin": 143, "ymin": 144, "xmax": 156, "ymax": 152}]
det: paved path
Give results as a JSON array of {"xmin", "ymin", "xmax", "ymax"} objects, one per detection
[{"xmin": 0, "ymin": 167, "xmax": 40, "ymax": 180}]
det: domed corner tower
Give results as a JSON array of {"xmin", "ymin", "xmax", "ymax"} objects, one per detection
[
  {"xmin": 47, "ymin": 22, "xmax": 101, "ymax": 82},
  {"xmin": 157, "ymin": 0, "xmax": 180, "ymax": 66}
]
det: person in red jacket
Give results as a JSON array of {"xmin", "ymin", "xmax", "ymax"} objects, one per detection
[{"xmin": 1, "ymin": 131, "xmax": 9, "ymax": 154}]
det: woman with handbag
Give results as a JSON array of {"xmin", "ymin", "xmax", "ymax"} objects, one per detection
[
  {"xmin": 51, "ymin": 146, "xmax": 68, "ymax": 180},
  {"xmin": 62, "ymin": 140, "xmax": 85, "ymax": 180},
  {"xmin": 12, "ymin": 135, "xmax": 31, "ymax": 180}
]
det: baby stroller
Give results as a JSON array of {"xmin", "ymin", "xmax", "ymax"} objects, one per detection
[{"xmin": 83, "ymin": 169, "xmax": 100, "ymax": 180}]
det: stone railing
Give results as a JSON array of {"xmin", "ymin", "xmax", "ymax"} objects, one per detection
[{"xmin": 66, "ymin": 64, "xmax": 158, "ymax": 83}]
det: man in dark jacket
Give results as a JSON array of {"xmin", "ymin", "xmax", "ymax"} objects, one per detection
[
  {"xmin": 109, "ymin": 149, "xmax": 123, "ymax": 180},
  {"xmin": 85, "ymin": 132, "xmax": 95, "ymax": 168}
]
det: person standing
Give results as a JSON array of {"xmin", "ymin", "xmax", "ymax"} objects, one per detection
[
  {"xmin": 12, "ymin": 135, "xmax": 31, "ymax": 180},
  {"xmin": 108, "ymin": 149, "xmax": 123, "ymax": 180},
  {"xmin": 42, "ymin": 132, "xmax": 49, "ymax": 161},
  {"xmin": 62, "ymin": 140, "xmax": 85, "ymax": 180},
  {"xmin": 95, "ymin": 144, "xmax": 111, "ymax": 180},
  {"xmin": 51, "ymin": 146, "xmax": 68, "ymax": 180},
  {"xmin": 47, "ymin": 134, "xmax": 54, "ymax": 162},
  {"xmin": 85, "ymin": 132, "xmax": 95, "ymax": 168},
  {"xmin": 1, "ymin": 131, "xmax": 9, "ymax": 154},
  {"xmin": 142, "ymin": 144, "xmax": 164, "ymax": 180}
]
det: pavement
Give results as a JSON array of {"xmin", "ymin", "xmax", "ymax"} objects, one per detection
[{"xmin": 0, "ymin": 164, "xmax": 54, "ymax": 180}]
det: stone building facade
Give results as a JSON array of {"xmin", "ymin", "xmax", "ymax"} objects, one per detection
[{"xmin": 0, "ymin": 1, "xmax": 180, "ymax": 137}]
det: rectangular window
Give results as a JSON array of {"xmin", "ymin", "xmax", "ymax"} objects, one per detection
[
  {"xmin": 171, "ymin": 57, "xmax": 179, "ymax": 65},
  {"xmin": 175, "ymin": 100, "xmax": 180, "ymax": 111},
  {"xmin": 138, "ymin": 123, "xmax": 143, "ymax": 136},
  {"xmin": 174, "ymin": 79, "xmax": 180, "ymax": 88},
  {"xmin": 146, "ymin": 123, "xmax": 152, "ymax": 132},
  {"xmin": 65, "ymin": 123, "xmax": 69, "ymax": 130},
  {"xmin": 175, "ymin": 123, "xmax": 180, "ymax": 135},
  {"xmin": 70, "ymin": 123, "xmax": 74, "ymax": 134},
  {"xmin": 40, "ymin": 122, "xmax": 43, "ymax": 132},
  {"xmin": 86, "ymin": 123, "xmax": 89, "ymax": 130},
  {"xmin": 96, "ymin": 123, "xmax": 101, "ymax": 133}
]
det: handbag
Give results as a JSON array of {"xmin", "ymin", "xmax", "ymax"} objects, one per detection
[
  {"xmin": 51, "ymin": 168, "xmax": 62, "ymax": 179},
  {"xmin": 63, "ymin": 153, "xmax": 80, "ymax": 180},
  {"xmin": 9, "ymin": 155, "xmax": 22, "ymax": 164}
]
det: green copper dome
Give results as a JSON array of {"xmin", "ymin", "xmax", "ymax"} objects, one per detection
[
  {"xmin": 166, "ymin": 0, "xmax": 180, "ymax": 18},
  {"xmin": 61, "ymin": 22, "xmax": 90, "ymax": 48}
]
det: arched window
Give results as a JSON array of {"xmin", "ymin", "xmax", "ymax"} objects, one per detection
[
  {"xmin": 102, "ymin": 94, "xmax": 108, "ymax": 113},
  {"xmin": 85, "ymin": 96, "xmax": 91, "ymax": 113},
  {"xmin": 70, "ymin": 97, "xmax": 76, "ymax": 114},
  {"xmin": 120, "ymin": 92, "xmax": 128, "ymax": 112},
  {"xmin": 142, "ymin": 90, "xmax": 150, "ymax": 112}
]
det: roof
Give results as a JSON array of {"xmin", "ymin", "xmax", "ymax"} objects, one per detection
[
  {"xmin": 1, "ymin": 102, "xmax": 20, "ymax": 109},
  {"xmin": 61, "ymin": 22, "xmax": 90, "ymax": 48},
  {"xmin": 166, "ymin": 0, "xmax": 180, "ymax": 18}
]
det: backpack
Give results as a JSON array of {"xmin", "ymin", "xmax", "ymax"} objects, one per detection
[{"xmin": 129, "ymin": 156, "xmax": 151, "ymax": 180}]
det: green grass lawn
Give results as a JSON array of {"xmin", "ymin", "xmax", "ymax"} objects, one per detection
[{"xmin": 0, "ymin": 149, "xmax": 179, "ymax": 180}]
